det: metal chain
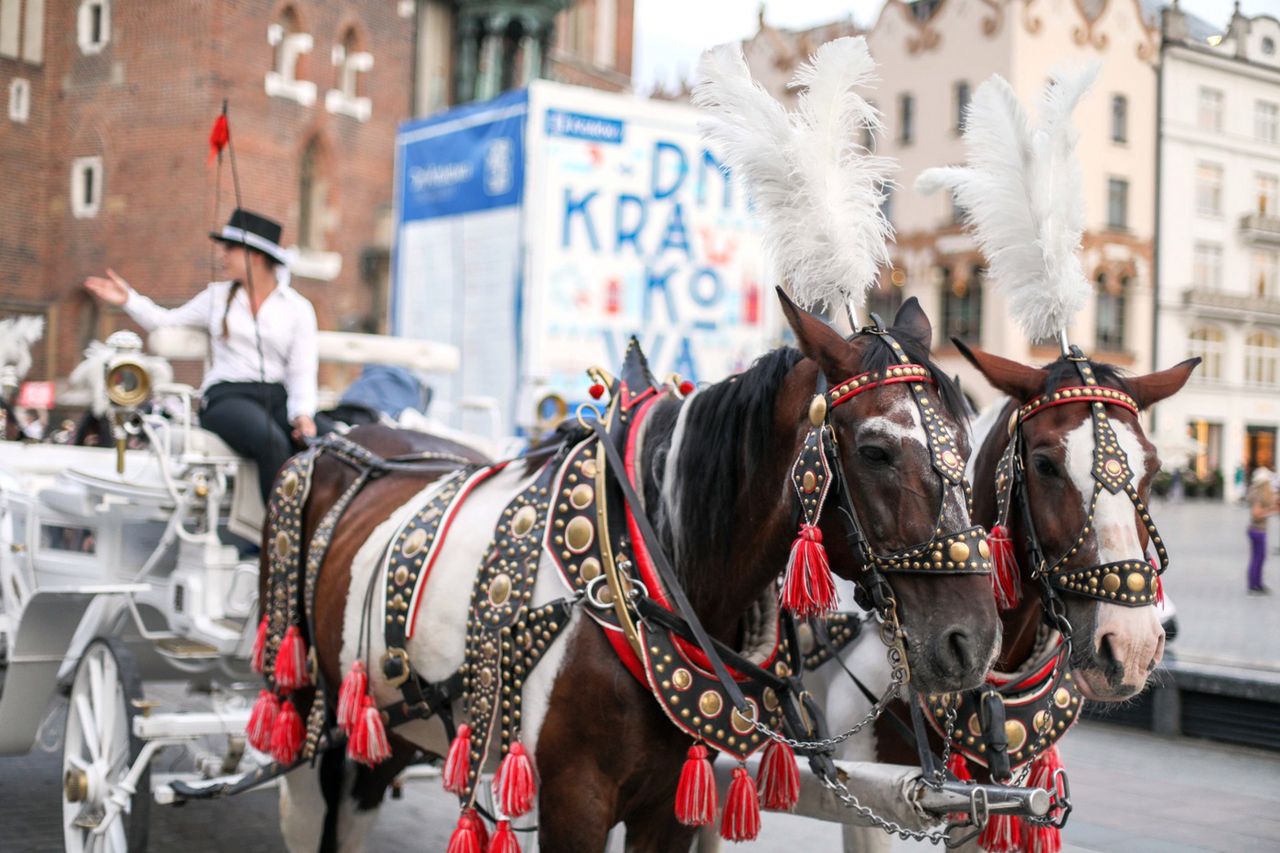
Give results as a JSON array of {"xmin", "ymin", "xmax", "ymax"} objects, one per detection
[{"xmin": 815, "ymin": 771, "xmax": 959, "ymax": 847}]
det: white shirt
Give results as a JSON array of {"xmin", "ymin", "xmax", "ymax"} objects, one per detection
[{"xmin": 123, "ymin": 278, "xmax": 319, "ymax": 420}]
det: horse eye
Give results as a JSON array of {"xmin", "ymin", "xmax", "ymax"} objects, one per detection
[
  {"xmin": 1033, "ymin": 456, "xmax": 1059, "ymax": 478},
  {"xmin": 859, "ymin": 445, "xmax": 891, "ymax": 465}
]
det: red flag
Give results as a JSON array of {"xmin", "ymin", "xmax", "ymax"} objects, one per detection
[{"xmin": 208, "ymin": 113, "xmax": 229, "ymax": 165}]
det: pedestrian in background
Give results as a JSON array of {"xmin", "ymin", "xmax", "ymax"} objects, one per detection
[{"xmin": 1247, "ymin": 466, "xmax": 1277, "ymax": 594}]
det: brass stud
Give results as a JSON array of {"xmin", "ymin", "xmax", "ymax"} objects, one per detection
[
  {"xmin": 949, "ymin": 541, "xmax": 971, "ymax": 563},
  {"xmin": 394, "ymin": 566, "xmax": 409, "ymax": 586},
  {"xmin": 978, "ymin": 540, "xmax": 991, "ymax": 560},
  {"xmin": 569, "ymin": 484, "xmax": 595, "ymax": 510},
  {"xmin": 699, "ymin": 691, "xmax": 724, "ymax": 718},
  {"xmin": 274, "ymin": 531, "xmax": 291, "ymax": 560},
  {"xmin": 1054, "ymin": 688, "xmax": 1071, "ymax": 709},
  {"xmin": 672, "ymin": 668, "xmax": 693, "ymax": 691},
  {"xmin": 581, "ymin": 458, "xmax": 598, "ymax": 479},
  {"xmin": 403, "ymin": 527, "xmax": 428, "ymax": 557},
  {"xmin": 1033, "ymin": 710, "xmax": 1052, "ymax": 734},
  {"xmin": 1004, "ymin": 720, "xmax": 1027, "ymax": 754},
  {"xmin": 282, "ymin": 471, "xmax": 299, "ymax": 499},
  {"xmin": 580, "ymin": 556, "xmax": 602, "ymax": 581},
  {"xmin": 1125, "ymin": 572, "xmax": 1146, "ymax": 593},
  {"xmin": 565, "ymin": 516, "xmax": 594, "ymax": 553},
  {"xmin": 731, "ymin": 703, "xmax": 756, "ymax": 735},
  {"xmin": 802, "ymin": 471, "xmax": 817, "ymax": 494},
  {"xmin": 1102, "ymin": 573, "xmax": 1121, "ymax": 594},
  {"xmin": 511, "ymin": 505, "xmax": 537, "ymax": 538},
  {"xmin": 489, "ymin": 573, "xmax": 512, "ymax": 606}
]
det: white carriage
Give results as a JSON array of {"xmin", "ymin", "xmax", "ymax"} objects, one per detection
[{"xmin": 0, "ymin": 327, "xmax": 462, "ymax": 851}]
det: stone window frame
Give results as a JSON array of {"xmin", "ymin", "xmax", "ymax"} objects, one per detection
[
  {"xmin": 324, "ymin": 25, "xmax": 373, "ymax": 122},
  {"xmin": 76, "ymin": 0, "xmax": 108, "ymax": 55},
  {"xmin": 1244, "ymin": 330, "xmax": 1279, "ymax": 387},
  {"xmin": 70, "ymin": 155, "xmax": 103, "ymax": 219},
  {"xmin": 1186, "ymin": 326, "xmax": 1224, "ymax": 382},
  {"xmin": 265, "ymin": 7, "xmax": 316, "ymax": 107},
  {"xmin": 8, "ymin": 77, "xmax": 30, "ymax": 123}
]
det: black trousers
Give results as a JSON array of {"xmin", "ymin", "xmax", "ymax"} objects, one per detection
[{"xmin": 201, "ymin": 382, "xmax": 297, "ymax": 502}]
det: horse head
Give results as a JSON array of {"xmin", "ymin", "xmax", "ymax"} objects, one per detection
[
  {"xmin": 959, "ymin": 343, "xmax": 1197, "ymax": 701},
  {"xmin": 777, "ymin": 292, "xmax": 1000, "ymax": 694}
]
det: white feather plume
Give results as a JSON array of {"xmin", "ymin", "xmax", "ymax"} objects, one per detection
[
  {"xmin": 917, "ymin": 63, "xmax": 1099, "ymax": 343},
  {"xmin": 693, "ymin": 37, "xmax": 893, "ymax": 315}
]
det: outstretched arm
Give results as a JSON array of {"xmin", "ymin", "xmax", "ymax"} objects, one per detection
[{"xmin": 84, "ymin": 269, "xmax": 213, "ymax": 332}]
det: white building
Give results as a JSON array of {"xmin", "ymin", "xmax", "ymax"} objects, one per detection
[
  {"xmin": 1156, "ymin": 4, "xmax": 1280, "ymax": 491},
  {"xmin": 736, "ymin": 0, "xmax": 1162, "ymax": 411}
]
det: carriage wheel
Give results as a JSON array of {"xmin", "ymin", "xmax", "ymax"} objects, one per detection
[{"xmin": 62, "ymin": 638, "xmax": 150, "ymax": 853}]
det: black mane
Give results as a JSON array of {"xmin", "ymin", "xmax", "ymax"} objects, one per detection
[{"xmin": 1042, "ymin": 357, "xmax": 1132, "ymax": 396}]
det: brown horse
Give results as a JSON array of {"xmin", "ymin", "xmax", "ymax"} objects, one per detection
[
  {"xmin": 810, "ymin": 345, "xmax": 1197, "ymax": 853},
  {"xmin": 271, "ymin": 296, "xmax": 1001, "ymax": 852}
]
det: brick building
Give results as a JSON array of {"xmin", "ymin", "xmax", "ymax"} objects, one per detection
[{"xmin": 1, "ymin": 0, "xmax": 634, "ymax": 392}]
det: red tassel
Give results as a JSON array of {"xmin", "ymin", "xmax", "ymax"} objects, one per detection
[
  {"xmin": 780, "ymin": 524, "xmax": 838, "ymax": 617},
  {"xmin": 757, "ymin": 739, "xmax": 799, "ymax": 812},
  {"xmin": 486, "ymin": 820, "xmax": 520, "ymax": 853},
  {"xmin": 337, "ymin": 661, "xmax": 368, "ymax": 733},
  {"xmin": 989, "ymin": 525, "xmax": 1021, "ymax": 610},
  {"xmin": 978, "ymin": 813, "xmax": 1022, "ymax": 853},
  {"xmin": 493, "ymin": 741, "xmax": 537, "ymax": 817},
  {"xmin": 674, "ymin": 744, "xmax": 717, "ymax": 826},
  {"xmin": 1150, "ymin": 558, "xmax": 1165, "ymax": 606},
  {"xmin": 947, "ymin": 750, "xmax": 972, "ymax": 782},
  {"xmin": 443, "ymin": 724, "xmax": 473, "ymax": 795},
  {"xmin": 269, "ymin": 699, "xmax": 304, "ymax": 765},
  {"xmin": 1023, "ymin": 821, "xmax": 1061, "ymax": 853},
  {"xmin": 245, "ymin": 690, "xmax": 278, "ymax": 753},
  {"xmin": 720, "ymin": 764, "xmax": 762, "ymax": 842},
  {"xmin": 274, "ymin": 625, "xmax": 309, "ymax": 691},
  {"xmin": 447, "ymin": 809, "xmax": 487, "ymax": 853},
  {"xmin": 251, "ymin": 616, "xmax": 268, "ymax": 674},
  {"xmin": 208, "ymin": 113, "xmax": 229, "ymax": 165},
  {"xmin": 678, "ymin": 380, "xmax": 695, "ymax": 395},
  {"xmin": 347, "ymin": 695, "xmax": 391, "ymax": 766},
  {"xmin": 1021, "ymin": 746, "xmax": 1064, "ymax": 852},
  {"xmin": 588, "ymin": 383, "xmax": 605, "ymax": 400}
]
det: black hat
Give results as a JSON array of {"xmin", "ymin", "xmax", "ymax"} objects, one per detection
[{"xmin": 209, "ymin": 208, "xmax": 288, "ymax": 265}]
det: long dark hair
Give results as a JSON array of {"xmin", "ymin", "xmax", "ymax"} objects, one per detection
[{"xmin": 220, "ymin": 248, "xmax": 279, "ymax": 339}]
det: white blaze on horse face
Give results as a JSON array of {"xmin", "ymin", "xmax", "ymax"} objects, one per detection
[{"xmin": 1062, "ymin": 418, "xmax": 1165, "ymax": 689}]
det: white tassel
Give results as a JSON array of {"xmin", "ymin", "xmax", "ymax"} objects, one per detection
[{"xmin": 917, "ymin": 63, "xmax": 1099, "ymax": 344}]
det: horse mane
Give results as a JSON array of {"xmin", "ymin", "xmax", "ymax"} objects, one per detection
[
  {"xmin": 643, "ymin": 325, "xmax": 964, "ymax": 603},
  {"xmin": 1041, "ymin": 356, "xmax": 1132, "ymax": 396}
]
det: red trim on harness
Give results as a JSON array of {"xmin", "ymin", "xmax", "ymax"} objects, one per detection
[
  {"xmin": 1019, "ymin": 386, "xmax": 1138, "ymax": 422},
  {"xmin": 986, "ymin": 640, "xmax": 1061, "ymax": 693},
  {"xmin": 405, "ymin": 462, "xmax": 511, "ymax": 637},
  {"xmin": 828, "ymin": 368, "xmax": 934, "ymax": 409},
  {"xmin": 619, "ymin": 394, "xmax": 780, "ymax": 682}
]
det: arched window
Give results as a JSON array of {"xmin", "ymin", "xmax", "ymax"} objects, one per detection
[
  {"xmin": 266, "ymin": 7, "xmax": 316, "ymax": 106},
  {"xmin": 1187, "ymin": 326, "xmax": 1224, "ymax": 380},
  {"xmin": 1245, "ymin": 331, "xmax": 1279, "ymax": 387},
  {"xmin": 326, "ymin": 26, "xmax": 373, "ymax": 121},
  {"xmin": 941, "ymin": 264, "xmax": 983, "ymax": 344},
  {"xmin": 1095, "ymin": 273, "xmax": 1127, "ymax": 352},
  {"xmin": 298, "ymin": 136, "xmax": 326, "ymax": 250}
]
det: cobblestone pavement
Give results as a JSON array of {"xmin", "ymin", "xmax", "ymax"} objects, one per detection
[
  {"xmin": 2, "ymin": 718, "xmax": 1278, "ymax": 851},
  {"xmin": 1148, "ymin": 497, "xmax": 1280, "ymax": 674}
]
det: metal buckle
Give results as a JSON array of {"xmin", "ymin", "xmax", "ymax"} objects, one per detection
[{"xmin": 381, "ymin": 647, "xmax": 411, "ymax": 689}]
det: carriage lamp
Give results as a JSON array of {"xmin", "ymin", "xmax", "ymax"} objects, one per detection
[{"xmin": 103, "ymin": 330, "xmax": 152, "ymax": 409}]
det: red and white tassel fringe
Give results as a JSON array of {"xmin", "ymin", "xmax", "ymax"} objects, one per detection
[
  {"xmin": 978, "ymin": 813, "xmax": 1022, "ymax": 853},
  {"xmin": 988, "ymin": 525, "xmax": 1021, "ymax": 610},
  {"xmin": 674, "ymin": 744, "xmax": 717, "ymax": 826},
  {"xmin": 493, "ymin": 741, "xmax": 536, "ymax": 818},
  {"xmin": 269, "ymin": 699, "xmax": 304, "ymax": 765},
  {"xmin": 720, "ymin": 764, "xmax": 761, "ymax": 842},
  {"xmin": 1022, "ymin": 746, "xmax": 1064, "ymax": 853},
  {"xmin": 246, "ymin": 690, "xmax": 278, "ymax": 753},
  {"xmin": 347, "ymin": 695, "xmax": 391, "ymax": 766},
  {"xmin": 443, "ymin": 725, "xmax": 473, "ymax": 795},
  {"xmin": 757, "ymin": 740, "xmax": 799, "ymax": 812},
  {"xmin": 251, "ymin": 617, "xmax": 268, "ymax": 674},
  {"xmin": 446, "ymin": 809, "xmax": 488, "ymax": 853},
  {"xmin": 274, "ymin": 625, "xmax": 309, "ymax": 691},
  {"xmin": 337, "ymin": 661, "xmax": 368, "ymax": 733},
  {"xmin": 487, "ymin": 819, "xmax": 520, "ymax": 853},
  {"xmin": 781, "ymin": 524, "xmax": 838, "ymax": 617}
]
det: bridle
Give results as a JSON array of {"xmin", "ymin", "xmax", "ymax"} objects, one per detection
[
  {"xmin": 794, "ymin": 324, "xmax": 993, "ymax": 628},
  {"xmin": 994, "ymin": 346, "xmax": 1166, "ymax": 615}
]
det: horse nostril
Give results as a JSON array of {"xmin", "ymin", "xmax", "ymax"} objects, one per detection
[
  {"xmin": 939, "ymin": 628, "xmax": 974, "ymax": 675},
  {"xmin": 1096, "ymin": 633, "xmax": 1124, "ymax": 682}
]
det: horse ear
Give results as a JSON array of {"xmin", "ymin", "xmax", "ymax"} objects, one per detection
[
  {"xmin": 1126, "ymin": 358, "xmax": 1200, "ymax": 410},
  {"xmin": 777, "ymin": 287, "xmax": 848, "ymax": 375},
  {"xmin": 891, "ymin": 297, "xmax": 933, "ymax": 351},
  {"xmin": 952, "ymin": 338, "xmax": 1047, "ymax": 401}
]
